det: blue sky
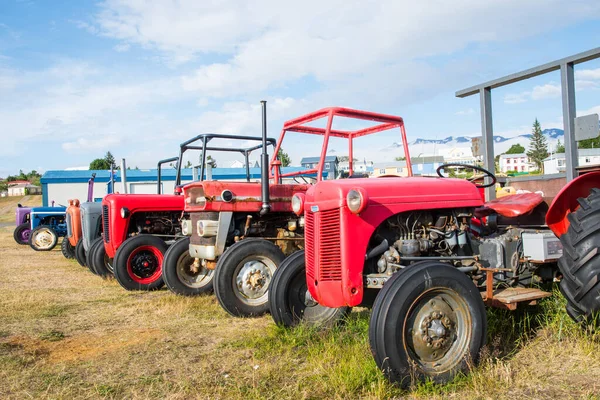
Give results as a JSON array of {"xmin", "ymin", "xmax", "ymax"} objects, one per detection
[{"xmin": 1, "ymin": 0, "xmax": 600, "ymax": 177}]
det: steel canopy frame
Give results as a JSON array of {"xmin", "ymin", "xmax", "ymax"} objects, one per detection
[
  {"xmin": 173, "ymin": 133, "xmax": 277, "ymax": 187},
  {"xmin": 271, "ymin": 107, "xmax": 412, "ymax": 180},
  {"xmin": 456, "ymin": 47, "xmax": 600, "ymax": 200}
]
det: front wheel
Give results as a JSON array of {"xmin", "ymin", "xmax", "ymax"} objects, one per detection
[
  {"xmin": 369, "ymin": 261, "xmax": 487, "ymax": 388},
  {"xmin": 113, "ymin": 235, "xmax": 167, "ymax": 291},
  {"xmin": 13, "ymin": 223, "xmax": 31, "ymax": 245},
  {"xmin": 29, "ymin": 225, "xmax": 59, "ymax": 251},
  {"xmin": 87, "ymin": 237, "xmax": 113, "ymax": 277},
  {"xmin": 61, "ymin": 237, "xmax": 75, "ymax": 259},
  {"xmin": 74, "ymin": 239, "xmax": 87, "ymax": 267},
  {"xmin": 214, "ymin": 239, "xmax": 285, "ymax": 317},
  {"xmin": 163, "ymin": 237, "xmax": 214, "ymax": 296},
  {"xmin": 269, "ymin": 250, "xmax": 350, "ymax": 328}
]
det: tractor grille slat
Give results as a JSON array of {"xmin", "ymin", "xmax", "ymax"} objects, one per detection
[
  {"xmin": 317, "ymin": 209, "xmax": 341, "ymax": 281},
  {"xmin": 305, "ymin": 211, "xmax": 315, "ymax": 280},
  {"xmin": 66, "ymin": 213, "xmax": 72, "ymax": 238},
  {"xmin": 102, "ymin": 205, "xmax": 110, "ymax": 243}
]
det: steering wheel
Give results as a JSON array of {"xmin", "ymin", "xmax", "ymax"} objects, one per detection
[
  {"xmin": 293, "ymin": 176, "xmax": 317, "ymax": 184},
  {"xmin": 436, "ymin": 163, "xmax": 497, "ymax": 188}
]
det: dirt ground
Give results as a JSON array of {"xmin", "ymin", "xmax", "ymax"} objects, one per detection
[{"xmin": 1, "ymin": 196, "xmax": 600, "ymax": 399}]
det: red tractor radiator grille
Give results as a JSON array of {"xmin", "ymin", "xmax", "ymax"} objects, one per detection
[
  {"xmin": 305, "ymin": 211, "xmax": 315, "ymax": 280},
  {"xmin": 317, "ymin": 209, "xmax": 342, "ymax": 281},
  {"xmin": 102, "ymin": 205, "xmax": 110, "ymax": 243}
]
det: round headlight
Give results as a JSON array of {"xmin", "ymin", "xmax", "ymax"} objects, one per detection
[
  {"xmin": 181, "ymin": 219, "xmax": 191, "ymax": 236},
  {"xmin": 347, "ymin": 189, "xmax": 367, "ymax": 214},
  {"xmin": 120, "ymin": 207, "xmax": 130, "ymax": 218},
  {"xmin": 221, "ymin": 190, "xmax": 234, "ymax": 202},
  {"xmin": 291, "ymin": 193, "xmax": 305, "ymax": 215}
]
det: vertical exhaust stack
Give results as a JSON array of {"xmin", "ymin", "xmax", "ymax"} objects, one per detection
[
  {"xmin": 260, "ymin": 100, "xmax": 271, "ymax": 215},
  {"xmin": 121, "ymin": 158, "xmax": 128, "ymax": 194},
  {"xmin": 87, "ymin": 173, "xmax": 96, "ymax": 202}
]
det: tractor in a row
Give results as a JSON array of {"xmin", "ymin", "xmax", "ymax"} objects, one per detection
[{"xmin": 268, "ymin": 108, "xmax": 600, "ymax": 387}]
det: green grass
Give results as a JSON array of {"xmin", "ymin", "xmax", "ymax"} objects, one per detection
[{"xmin": 2, "ymin": 228, "xmax": 600, "ymax": 399}]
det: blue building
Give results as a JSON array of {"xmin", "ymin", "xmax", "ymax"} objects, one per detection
[
  {"xmin": 40, "ymin": 166, "xmax": 315, "ymax": 206},
  {"xmin": 300, "ymin": 156, "xmax": 339, "ymax": 180}
]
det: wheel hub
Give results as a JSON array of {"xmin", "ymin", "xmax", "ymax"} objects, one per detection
[
  {"xmin": 412, "ymin": 302, "xmax": 457, "ymax": 362},
  {"xmin": 34, "ymin": 230, "xmax": 53, "ymax": 248},
  {"xmin": 303, "ymin": 289, "xmax": 318, "ymax": 307},
  {"xmin": 131, "ymin": 252, "xmax": 158, "ymax": 278},
  {"xmin": 236, "ymin": 261, "xmax": 272, "ymax": 299}
]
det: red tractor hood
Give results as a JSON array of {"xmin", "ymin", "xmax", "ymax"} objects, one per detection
[
  {"xmin": 305, "ymin": 177, "xmax": 484, "ymax": 209},
  {"xmin": 103, "ymin": 193, "xmax": 184, "ymax": 212}
]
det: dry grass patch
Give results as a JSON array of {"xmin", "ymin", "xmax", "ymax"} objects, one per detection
[
  {"xmin": 1, "ymin": 226, "xmax": 600, "ymax": 399},
  {"xmin": 0, "ymin": 195, "xmax": 42, "ymax": 223}
]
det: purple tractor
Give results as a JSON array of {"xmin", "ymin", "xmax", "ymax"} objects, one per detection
[{"xmin": 13, "ymin": 205, "xmax": 32, "ymax": 245}]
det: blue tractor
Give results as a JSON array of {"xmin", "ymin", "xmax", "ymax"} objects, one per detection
[{"xmin": 28, "ymin": 205, "xmax": 68, "ymax": 251}]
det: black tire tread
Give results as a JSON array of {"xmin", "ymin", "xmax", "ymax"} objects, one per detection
[
  {"xmin": 113, "ymin": 235, "xmax": 167, "ymax": 291},
  {"xmin": 557, "ymin": 189, "xmax": 600, "ymax": 323},
  {"xmin": 163, "ymin": 237, "xmax": 214, "ymax": 296}
]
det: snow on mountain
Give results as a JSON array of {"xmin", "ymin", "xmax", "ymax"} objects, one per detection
[{"xmin": 396, "ymin": 129, "xmax": 564, "ymax": 156}]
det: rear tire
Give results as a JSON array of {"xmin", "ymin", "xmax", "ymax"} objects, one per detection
[
  {"xmin": 29, "ymin": 225, "xmax": 59, "ymax": 251},
  {"xmin": 87, "ymin": 237, "xmax": 113, "ymax": 277},
  {"xmin": 269, "ymin": 250, "xmax": 350, "ymax": 328},
  {"xmin": 74, "ymin": 239, "xmax": 87, "ymax": 267},
  {"xmin": 61, "ymin": 237, "xmax": 75, "ymax": 259},
  {"xmin": 13, "ymin": 223, "xmax": 31, "ymax": 245},
  {"xmin": 556, "ymin": 188, "xmax": 600, "ymax": 324},
  {"xmin": 113, "ymin": 235, "xmax": 167, "ymax": 291},
  {"xmin": 163, "ymin": 237, "xmax": 214, "ymax": 296},
  {"xmin": 369, "ymin": 262, "xmax": 487, "ymax": 388},
  {"xmin": 215, "ymin": 239, "xmax": 284, "ymax": 317}
]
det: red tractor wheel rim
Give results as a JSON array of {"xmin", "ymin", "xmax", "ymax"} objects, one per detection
[{"xmin": 126, "ymin": 245, "xmax": 163, "ymax": 284}]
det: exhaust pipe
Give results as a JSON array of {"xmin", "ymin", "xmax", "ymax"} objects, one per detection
[
  {"xmin": 120, "ymin": 158, "xmax": 128, "ymax": 193},
  {"xmin": 260, "ymin": 100, "xmax": 271, "ymax": 215},
  {"xmin": 87, "ymin": 173, "xmax": 96, "ymax": 202}
]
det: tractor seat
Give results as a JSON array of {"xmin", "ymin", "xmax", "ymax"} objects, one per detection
[{"xmin": 474, "ymin": 192, "xmax": 544, "ymax": 218}]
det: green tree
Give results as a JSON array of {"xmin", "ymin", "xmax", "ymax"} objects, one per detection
[
  {"xmin": 277, "ymin": 149, "xmax": 291, "ymax": 167},
  {"xmin": 89, "ymin": 158, "xmax": 111, "ymax": 170},
  {"xmin": 505, "ymin": 144, "xmax": 525, "ymax": 154},
  {"xmin": 89, "ymin": 151, "xmax": 117, "ymax": 170},
  {"xmin": 206, "ymin": 155, "xmax": 217, "ymax": 168},
  {"xmin": 395, "ymin": 156, "xmax": 406, "ymax": 161},
  {"xmin": 526, "ymin": 119, "xmax": 549, "ymax": 172},
  {"xmin": 338, "ymin": 155, "xmax": 358, "ymax": 163},
  {"xmin": 556, "ymin": 139, "xmax": 565, "ymax": 153},
  {"xmin": 184, "ymin": 160, "xmax": 192, "ymax": 168},
  {"xmin": 105, "ymin": 151, "xmax": 116, "ymax": 169},
  {"xmin": 578, "ymin": 137, "xmax": 600, "ymax": 149}
]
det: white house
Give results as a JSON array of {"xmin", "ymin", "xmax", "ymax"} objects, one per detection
[
  {"xmin": 339, "ymin": 159, "xmax": 373, "ymax": 173},
  {"xmin": 499, "ymin": 153, "xmax": 533, "ymax": 173},
  {"xmin": 543, "ymin": 148, "xmax": 600, "ymax": 174},
  {"xmin": 439, "ymin": 147, "xmax": 477, "ymax": 166}
]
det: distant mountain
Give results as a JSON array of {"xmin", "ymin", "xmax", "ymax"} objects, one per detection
[{"xmin": 390, "ymin": 128, "xmax": 565, "ymax": 156}]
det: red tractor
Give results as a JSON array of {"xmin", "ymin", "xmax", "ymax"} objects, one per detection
[
  {"xmin": 269, "ymin": 109, "xmax": 600, "ymax": 387},
  {"xmin": 173, "ymin": 104, "xmax": 412, "ymax": 318},
  {"xmin": 96, "ymin": 135, "xmax": 274, "ymax": 291}
]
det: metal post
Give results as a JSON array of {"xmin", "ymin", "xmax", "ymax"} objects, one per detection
[
  {"xmin": 348, "ymin": 137, "xmax": 354, "ymax": 176},
  {"xmin": 260, "ymin": 101, "xmax": 271, "ymax": 214},
  {"xmin": 244, "ymin": 150, "xmax": 251, "ymax": 182},
  {"xmin": 561, "ymin": 62, "xmax": 578, "ymax": 181},
  {"xmin": 120, "ymin": 158, "xmax": 128, "ymax": 193},
  {"xmin": 480, "ymin": 87, "xmax": 495, "ymax": 201}
]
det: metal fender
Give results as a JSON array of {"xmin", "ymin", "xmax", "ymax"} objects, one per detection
[{"xmin": 546, "ymin": 171, "xmax": 600, "ymax": 237}]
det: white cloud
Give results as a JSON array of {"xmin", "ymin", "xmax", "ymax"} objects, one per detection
[
  {"xmin": 113, "ymin": 43, "xmax": 130, "ymax": 52},
  {"xmin": 576, "ymin": 68, "xmax": 600, "ymax": 80},
  {"xmin": 87, "ymin": 0, "xmax": 600, "ymax": 97},
  {"xmin": 504, "ymin": 83, "xmax": 561, "ymax": 104},
  {"xmin": 62, "ymin": 136, "xmax": 122, "ymax": 152},
  {"xmin": 530, "ymin": 83, "xmax": 561, "ymax": 100},
  {"xmin": 455, "ymin": 108, "xmax": 475, "ymax": 116}
]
